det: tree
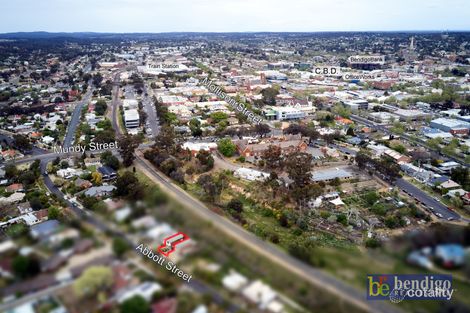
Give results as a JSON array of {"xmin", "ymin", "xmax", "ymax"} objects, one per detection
[
  {"xmin": 120, "ymin": 296, "xmax": 150, "ymax": 313},
  {"xmin": 94, "ymin": 99, "xmax": 108, "ymax": 115},
  {"xmin": 112, "ymin": 237, "xmax": 129, "ymax": 258},
  {"xmin": 346, "ymin": 127, "xmax": 355, "ymax": 136},
  {"xmin": 217, "ymin": 138, "xmax": 236, "ymax": 157},
  {"xmin": 13, "ymin": 134, "xmax": 32, "ymax": 151},
  {"xmin": 196, "ymin": 150, "xmax": 214, "ymax": 172},
  {"xmin": 227, "ymin": 199, "xmax": 243, "ymax": 213},
  {"xmin": 100, "ymin": 151, "xmax": 120, "ymax": 170},
  {"xmin": 332, "ymin": 104, "xmax": 351, "ymax": 118},
  {"xmin": 285, "ymin": 152, "xmax": 313, "ymax": 188},
  {"xmin": 154, "ymin": 125, "xmax": 176, "ymax": 152},
  {"xmin": 197, "ymin": 174, "xmax": 221, "ymax": 201},
  {"xmin": 92, "ymin": 171, "xmax": 102, "ymax": 185},
  {"xmin": 210, "ymin": 112, "xmax": 228, "ymax": 123},
  {"xmin": 5, "ymin": 164, "xmax": 18, "ymax": 179},
  {"xmin": 118, "ymin": 134, "xmax": 141, "ymax": 167},
  {"xmin": 92, "ymin": 73, "xmax": 103, "ymax": 87},
  {"xmin": 19, "ymin": 170, "xmax": 36, "ymax": 186},
  {"xmin": 262, "ymin": 145, "xmax": 282, "ymax": 169},
  {"xmin": 260, "ymin": 87, "xmax": 279, "ymax": 105},
  {"xmin": 73, "ymin": 266, "xmax": 113, "ymax": 299},
  {"xmin": 94, "ymin": 129, "xmax": 116, "ymax": 144},
  {"xmin": 48, "ymin": 207, "xmax": 61, "ymax": 220},
  {"xmin": 450, "ymin": 167, "xmax": 470, "ymax": 190},
  {"xmin": 254, "ymin": 123, "xmax": 271, "ymax": 137},
  {"xmin": 391, "ymin": 144, "xmax": 406, "ymax": 154},
  {"xmin": 114, "ymin": 171, "xmax": 144, "ymax": 200},
  {"xmin": 189, "ymin": 118, "xmax": 202, "ymax": 137},
  {"xmin": 12, "ymin": 255, "xmax": 40, "ymax": 279}
]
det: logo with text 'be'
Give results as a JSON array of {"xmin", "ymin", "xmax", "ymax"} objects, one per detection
[{"xmin": 367, "ymin": 274, "xmax": 454, "ymax": 303}]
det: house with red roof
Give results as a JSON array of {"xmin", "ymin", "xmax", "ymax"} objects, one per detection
[{"xmin": 152, "ymin": 298, "xmax": 177, "ymax": 313}]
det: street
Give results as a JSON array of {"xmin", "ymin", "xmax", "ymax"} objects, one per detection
[
  {"xmin": 395, "ymin": 178, "xmax": 462, "ymax": 220},
  {"xmin": 63, "ymin": 87, "xmax": 93, "ymax": 149}
]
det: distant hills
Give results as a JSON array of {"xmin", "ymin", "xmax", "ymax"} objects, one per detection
[{"xmin": 0, "ymin": 31, "xmax": 467, "ymax": 40}]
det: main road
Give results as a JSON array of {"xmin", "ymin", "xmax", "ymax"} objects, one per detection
[
  {"xmin": 350, "ymin": 114, "xmax": 467, "ymax": 222},
  {"xmin": 350, "ymin": 114, "xmax": 469, "ymax": 166},
  {"xmin": 395, "ymin": 178, "xmax": 464, "ymax": 221}
]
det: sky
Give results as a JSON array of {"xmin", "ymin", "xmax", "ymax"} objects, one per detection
[{"xmin": 1, "ymin": 0, "xmax": 469, "ymax": 33}]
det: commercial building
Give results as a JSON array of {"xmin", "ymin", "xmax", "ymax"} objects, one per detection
[
  {"xmin": 263, "ymin": 106, "xmax": 306, "ymax": 121},
  {"xmin": 429, "ymin": 118, "xmax": 470, "ymax": 135},
  {"xmin": 369, "ymin": 112, "xmax": 398, "ymax": 124},
  {"xmin": 311, "ymin": 168, "xmax": 353, "ymax": 182},
  {"xmin": 393, "ymin": 109, "xmax": 431, "ymax": 121},
  {"xmin": 124, "ymin": 109, "xmax": 140, "ymax": 128},
  {"xmin": 342, "ymin": 99, "xmax": 369, "ymax": 110}
]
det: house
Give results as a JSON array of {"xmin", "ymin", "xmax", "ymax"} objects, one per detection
[
  {"xmin": 0, "ymin": 258, "xmax": 13, "ymax": 278},
  {"xmin": 115, "ymin": 207, "xmax": 132, "ymax": 222},
  {"xmin": 84, "ymin": 185, "xmax": 116, "ymax": 197},
  {"xmin": 463, "ymin": 192, "xmax": 470, "ymax": 204},
  {"xmin": 57, "ymin": 168, "xmax": 81, "ymax": 179},
  {"xmin": 446, "ymin": 189, "xmax": 467, "ymax": 198},
  {"xmin": 74, "ymin": 178, "xmax": 92, "ymax": 189},
  {"xmin": 0, "ymin": 240, "xmax": 16, "ymax": 255},
  {"xmin": 117, "ymin": 282, "xmax": 162, "ymax": 303},
  {"xmin": 131, "ymin": 216, "xmax": 158, "ymax": 230},
  {"xmin": 192, "ymin": 305, "xmax": 208, "ymax": 313},
  {"xmin": 146, "ymin": 223, "xmax": 175, "ymax": 242},
  {"xmin": 435, "ymin": 244, "xmax": 465, "ymax": 268},
  {"xmin": 42, "ymin": 135, "xmax": 55, "ymax": 145},
  {"xmin": 73, "ymin": 239, "xmax": 94, "ymax": 254},
  {"xmin": 5, "ymin": 183, "xmax": 24, "ymax": 193},
  {"xmin": 98, "ymin": 166, "xmax": 117, "ymax": 181},
  {"xmin": 17, "ymin": 202, "xmax": 32, "ymax": 214},
  {"xmin": 242, "ymin": 280, "xmax": 279, "ymax": 311},
  {"xmin": 30, "ymin": 220, "xmax": 60, "ymax": 240},
  {"xmin": 1, "ymin": 149, "xmax": 23, "ymax": 160},
  {"xmin": 181, "ymin": 142, "xmax": 217, "ymax": 156},
  {"xmin": 222, "ymin": 270, "xmax": 248, "ymax": 292},
  {"xmin": 48, "ymin": 228, "xmax": 80, "ymax": 245},
  {"xmin": 0, "ymin": 192, "xmax": 26, "ymax": 205},
  {"xmin": 439, "ymin": 180, "xmax": 461, "ymax": 190},
  {"xmin": 329, "ymin": 197, "xmax": 346, "ymax": 208},
  {"xmin": 41, "ymin": 255, "xmax": 68, "ymax": 272},
  {"xmin": 84, "ymin": 157, "xmax": 101, "ymax": 167},
  {"xmin": 407, "ymin": 250, "xmax": 433, "ymax": 270},
  {"xmin": 438, "ymin": 161, "xmax": 461, "ymax": 174},
  {"xmin": 151, "ymin": 298, "xmax": 177, "ymax": 313},
  {"xmin": 234, "ymin": 168, "xmax": 270, "ymax": 181}
]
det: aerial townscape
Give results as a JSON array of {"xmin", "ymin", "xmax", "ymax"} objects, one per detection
[{"xmin": 0, "ymin": 2, "xmax": 470, "ymax": 313}]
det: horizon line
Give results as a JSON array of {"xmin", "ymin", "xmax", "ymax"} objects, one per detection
[{"xmin": 1, "ymin": 30, "xmax": 469, "ymax": 35}]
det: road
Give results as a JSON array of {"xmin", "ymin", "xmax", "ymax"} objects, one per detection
[
  {"xmin": 63, "ymin": 87, "xmax": 93, "ymax": 149},
  {"xmin": 395, "ymin": 178, "xmax": 462, "ymax": 220},
  {"xmin": 142, "ymin": 84, "xmax": 159, "ymax": 138},
  {"xmin": 135, "ymin": 154, "xmax": 403, "ymax": 313},
  {"xmin": 111, "ymin": 72, "xmax": 123, "ymax": 136},
  {"xmin": 350, "ymin": 114, "xmax": 467, "ymax": 222},
  {"xmin": 350, "ymin": 114, "xmax": 468, "ymax": 166}
]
